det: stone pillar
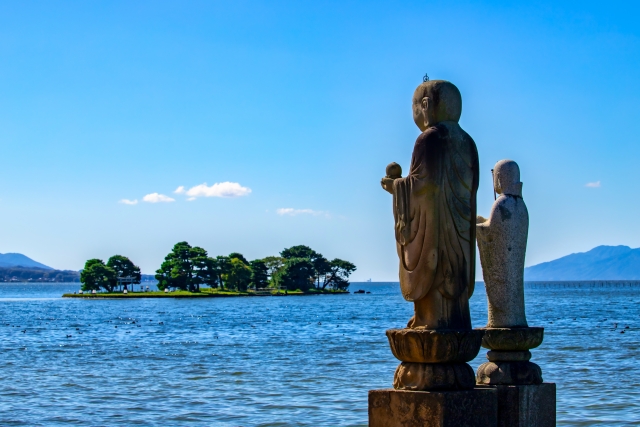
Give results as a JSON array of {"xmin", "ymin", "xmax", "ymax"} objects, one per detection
[
  {"xmin": 476, "ymin": 328, "xmax": 556, "ymax": 427},
  {"xmin": 369, "ymin": 388, "xmax": 497, "ymax": 427},
  {"xmin": 492, "ymin": 384, "xmax": 556, "ymax": 427}
]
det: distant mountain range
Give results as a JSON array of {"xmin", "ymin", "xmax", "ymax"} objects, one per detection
[
  {"xmin": 0, "ymin": 253, "xmax": 52, "ymax": 270},
  {"xmin": 524, "ymin": 245, "xmax": 640, "ymax": 281},
  {"xmin": 0, "ymin": 253, "xmax": 158, "ymax": 283}
]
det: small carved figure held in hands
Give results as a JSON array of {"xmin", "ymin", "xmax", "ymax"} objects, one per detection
[
  {"xmin": 386, "ymin": 162, "xmax": 402, "ymax": 179},
  {"xmin": 381, "ymin": 163, "xmax": 402, "ymax": 193},
  {"xmin": 381, "ymin": 80, "xmax": 479, "ymax": 329},
  {"xmin": 477, "ymin": 160, "xmax": 529, "ymax": 328}
]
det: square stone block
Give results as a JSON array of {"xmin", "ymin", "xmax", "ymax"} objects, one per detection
[
  {"xmin": 369, "ymin": 388, "xmax": 497, "ymax": 427},
  {"xmin": 494, "ymin": 383, "xmax": 556, "ymax": 427}
]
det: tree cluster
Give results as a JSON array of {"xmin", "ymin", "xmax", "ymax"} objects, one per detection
[
  {"xmin": 273, "ymin": 245, "xmax": 356, "ymax": 291},
  {"xmin": 155, "ymin": 243, "xmax": 356, "ymax": 292},
  {"xmin": 80, "ymin": 244, "xmax": 356, "ymax": 293},
  {"xmin": 80, "ymin": 255, "xmax": 141, "ymax": 292}
]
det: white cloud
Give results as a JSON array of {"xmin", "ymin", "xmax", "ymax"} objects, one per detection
[
  {"xmin": 174, "ymin": 186, "xmax": 186, "ymax": 194},
  {"xmin": 142, "ymin": 193, "xmax": 176, "ymax": 203},
  {"xmin": 185, "ymin": 182, "xmax": 252, "ymax": 198},
  {"xmin": 187, "ymin": 197, "xmax": 196, "ymax": 201},
  {"xmin": 585, "ymin": 181, "xmax": 601, "ymax": 188},
  {"xmin": 277, "ymin": 208, "xmax": 327, "ymax": 217},
  {"xmin": 118, "ymin": 199, "xmax": 138, "ymax": 205}
]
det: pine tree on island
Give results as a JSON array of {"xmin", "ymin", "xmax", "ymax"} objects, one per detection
[{"xmin": 80, "ymin": 255, "xmax": 141, "ymax": 293}]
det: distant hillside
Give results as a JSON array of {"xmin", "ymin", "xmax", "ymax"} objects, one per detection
[
  {"xmin": 0, "ymin": 267, "xmax": 79, "ymax": 282},
  {"xmin": 524, "ymin": 245, "xmax": 640, "ymax": 281},
  {"xmin": 0, "ymin": 253, "xmax": 52, "ymax": 270},
  {"xmin": 0, "ymin": 267, "xmax": 157, "ymax": 283}
]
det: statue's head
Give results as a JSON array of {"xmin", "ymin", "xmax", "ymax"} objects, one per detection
[
  {"xmin": 493, "ymin": 159, "xmax": 523, "ymax": 197},
  {"xmin": 412, "ymin": 80, "xmax": 462, "ymax": 131}
]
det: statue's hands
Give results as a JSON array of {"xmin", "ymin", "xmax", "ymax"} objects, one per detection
[{"xmin": 381, "ymin": 177, "xmax": 395, "ymax": 194}]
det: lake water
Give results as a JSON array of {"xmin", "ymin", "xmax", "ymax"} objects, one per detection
[{"xmin": 0, "ymin": 282, "xmax": 638, "ymax": 426}]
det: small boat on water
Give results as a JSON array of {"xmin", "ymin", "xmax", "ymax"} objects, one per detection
[{"xmin": 354, "ymin": 289, "xmax": 366, "ymax": 294}]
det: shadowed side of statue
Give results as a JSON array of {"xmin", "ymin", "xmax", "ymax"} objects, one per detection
[{"xmin": 381, "ymin": 80, "xmax": 479, "ymax": 330}]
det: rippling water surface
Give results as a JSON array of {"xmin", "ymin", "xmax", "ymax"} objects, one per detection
[{"xmin": 0, "ymin": 282, "xmax": 638, "ymax": 426}]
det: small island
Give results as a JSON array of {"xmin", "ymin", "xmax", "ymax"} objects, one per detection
[{"xmin": 64, "ymin": 243, "xmax": 356, "ymax": 298}]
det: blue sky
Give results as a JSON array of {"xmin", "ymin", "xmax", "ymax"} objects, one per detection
[{"xmin": 0, "ymin": 0, "xmax": 639, "ymax": 280}]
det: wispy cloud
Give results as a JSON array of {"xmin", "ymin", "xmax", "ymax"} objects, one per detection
[
  {"xmin": 125, "ymin": 182, "xmax": 250, "ymax": 204},
  {"xmin": 277, "ymin": 208, "xmax": 328, "ymax": 217},
  {"xmin": 118, "ymin": 199, "xmax": 138, "ymax": 205},
  {"xmin": 585, "ymin": 181, "xmax": 601, "ymax": 188},
  {"xmin": 142, "ymin": 193, "xmax": 176, "ymax": 203},
  {"xmin": 185, "ymin": 182, "xmax": 252, "ymax": 198}
]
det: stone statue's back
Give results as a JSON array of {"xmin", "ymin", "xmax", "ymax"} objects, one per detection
[
  {"xmin": 389, "ymin": 80, "xmax": 479, "ymax": 330},
  {"xmin": 393, "ymin": 121, "xmax": 478, "ymax": 329},
  {"xmin": 477, "ymin": 160, "xmax": 529, "ymax": 328}
]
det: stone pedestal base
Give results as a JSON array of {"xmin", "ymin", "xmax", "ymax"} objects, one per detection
[
  {"xmin": 494, "ymin": 383, "xmax": 556, "ymax": 427},
  {"xmin": 368, "ymin": 388, "xmax": 497, "ymax": 427},
  {"xmin": 477, "ymin": 327, "xmax": 545, "ymax": 386}
]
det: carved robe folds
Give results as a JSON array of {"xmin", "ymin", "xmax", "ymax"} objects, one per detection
[{"xmin": 393, "ymin": 121, "xmax": 479, "ymax": 329}]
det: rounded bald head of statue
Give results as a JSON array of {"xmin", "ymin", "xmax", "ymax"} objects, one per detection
[
  {"xmin": 493, "ymin": 159, "xmax": 523, "ymax": 197},
  {"xmin": 412, "ymin": 80, "xmax": 462, "ymax": 131}
]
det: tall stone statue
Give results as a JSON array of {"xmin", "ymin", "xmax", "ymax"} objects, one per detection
[
  {"xmin": 476, "ymin": 159, "xmax": 529, "ymax": 328},
  {"xmin": 381, "ymin": 80, "xmax": 479, "ymax": 329},
  {"xmin": 376, "ymin": 79, "xmax": 484, "ymax": 398}
]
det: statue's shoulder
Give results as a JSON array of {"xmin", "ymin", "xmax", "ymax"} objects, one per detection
[
  {"xmin": 414, "ymin": 126, "xmax": 445, "ymax": 148},
  {"xmin": 492, "ymin": 195, "xmax": 528, "ymax": 222},
  {"xmin": 413, "ymin": 125, "xmax": 477, "ymax": 169},
  {"xmin": 431, "ymin": 123, "xmax": 476, "ymax": 147},
  {"xmin": 419, "ymin": 126, "xmax": 442, "ymax": 138}
]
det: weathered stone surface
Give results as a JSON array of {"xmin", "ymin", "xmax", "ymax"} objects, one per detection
[
  {"xmin": 476, "ymin": 160, "xmax": 528, "ymax": 328},
  {"xmin": 387, "ymin": 328, "xmax": 483, "ymax": 363},
  {"xmin": 369, "ymin": 388, "xmax": 497, "ymax": 427},
  {"xmin": 494, "ymin": 383, "xmax": 556, "ymax": 427},
  {"xmin": 481, "ymin": 327, "xmax": 543, "ymax": 351},
  {"xmin": 394, "ymin": 362, "xmax": 475, "ymax": 391},
  {"xmin": 380, "ymin": 80, "xmax": 479, "ymax": 330},
  {"xmin": 476, "ymin": 361, "xmax": 543, "ymax": 385},
  {"xmin": 487, "ymin": 350, "xmax": 531, "ymax": 362}
]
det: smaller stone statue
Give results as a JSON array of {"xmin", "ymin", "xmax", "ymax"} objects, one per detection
[
  {"xmin": 476, "ymin": 159, "xmax": 543, "ymax": 386},
  {"xmin": 476, "ymin": 159, "xmax": 528, "ymax": 328}
]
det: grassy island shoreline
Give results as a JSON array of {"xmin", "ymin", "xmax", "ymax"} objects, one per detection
[{"xmin": 62, "ymin": 288, "xmax": 350, "ymax": 298}]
